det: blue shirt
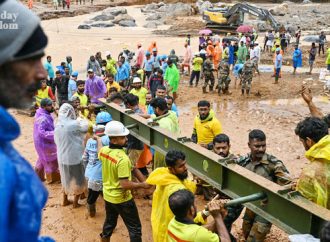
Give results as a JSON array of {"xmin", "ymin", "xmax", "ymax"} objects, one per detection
[
  {"xmin": 275, "ymin": 54, "xmax": 283, "ymax": 69},
  {"xmin": 162, "ymin": 62, "xmax": 168, "ymax": 76},
  {"xmin": 0, "ymin": 106, "xmax": 53, "ymax": 242},
  {"xmin": 144, "ymin": 58, "xmax": 153, "ymax": 72},
  {"xmin": 147, "ymin": 103, "xmax": 179, "ymax": 117},
  {"xmin": 115, "ymin": 65, "xmax": 129, "ymax": 82},
  {"xmin": 68, "ymin": 79, "xmax": 77, "ymax": 100},
  {"xmin": 44, "ymin": 61, "xmax": 54, "ymax": 79},
  {"xmin": 123, "ymin": 61, "xmax": 131, "ymax": 73},
  {"xmin": 151, "ymin": 55, "xmax": 160, "ymax": 69}
]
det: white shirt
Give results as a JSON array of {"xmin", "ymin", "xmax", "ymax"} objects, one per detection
[
  {"xmin": 240, "ymin": 36, "xmax": 246, "ymax": 44},
  {"xmin": 254, "ymin": 46, "xmax": 261, "ymax": 59},
  {"xmin": 250, "ymin": 49, "xmax": 256, "ymax": 60}
]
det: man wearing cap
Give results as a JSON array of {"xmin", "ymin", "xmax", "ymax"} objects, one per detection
[
  {"xmin": 151, "ymin": 48, "xmax": 161, "ymax": 72},
  {"xmin": 85, "ymin": 69, "xmax": 107, "ymax": 105},
  {"xmin": 136, "ymin": 43, "xmax": 144, "ymax": 68},
  {"xmin": 34, "ymin": 98, "xmax": 60, "ymax": 184},
  {"xmin": 129, "ymin": 77, "xmax": 148, "ymax": 108},
  {"xmin": 190, "ymin": 52, "xmax": 203, "ymax": 87},
  {"xmin": 87, "ymin": 55, "xmax": 102, "ymax": 76},
  {"xmin": 99, "ymin": 121, "xmax": 151, "ymax": 242},
  {"xmin": 148, "ymin": 70, "xmax": 164, "ymax": 98},
  {"xmin": 68, "ymin": 71, "xmax": 79, "ymax": 100},
  {"xmin": 0, "ymin": 0, "xmax": 54, "ymax": 240}
]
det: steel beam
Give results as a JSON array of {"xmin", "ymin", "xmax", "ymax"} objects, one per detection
[{"xmin": 102, "ymin": 100, "xmax": 330, "ymax": 237}]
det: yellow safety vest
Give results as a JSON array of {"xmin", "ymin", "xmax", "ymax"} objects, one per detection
[{"xmin": 36, "ymin": 87, "xmax": 50, "ymax": 106}]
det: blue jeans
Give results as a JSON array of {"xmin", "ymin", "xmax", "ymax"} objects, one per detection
[{"xmin": 275, "ymin": 68, "xmax": 281, "ymax": 77}]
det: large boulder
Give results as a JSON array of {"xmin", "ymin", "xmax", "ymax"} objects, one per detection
[
  {"xmin": 113, "ymin": 14, "xmax": 135, "ymax": 24},
  {"xmin": 143, "ymin": 22, "xmax": 158, "ymax": 29},
  {"xmin": 302, "ymin": 0, "xmax": 312, "ymax": 3},
  {"xmin": 146, "ymin": 13, "xmax": 162, "ymax": 21},
  {"xmin": 90, "ymin": 22, "xmax": 115, "ymax": 28},
  {"xmin": 142, "ymin": 3, "xmax": 159, "ymax": 12},
  {"xmin": 197, "ymin": 0, "xmax": 213, "ymax": 14},
  {"xmin": 78, "ymin": 24, "xmax": 91, "ymax": 29},
  {"xmin": 269, "ymin": 3, "xmax": 288, "ymax": 16},
  {"xmin": 102, "ymin": 7, "xmax": 127, "ymax": 16},
  {"xmin": 165, "ymin": 3, "xmax": 193, "ymax": 17},
  {"xmin": 91, "ymin": 14, "xmax": 114, "ymax": 21},
  {"xmin": 118, "ymin": 20, "xmax": 137, "ymax": 27}
]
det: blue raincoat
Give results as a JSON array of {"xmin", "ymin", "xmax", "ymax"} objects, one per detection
[
  {"xmin": 0, "ymin": 106, "xmax": 53, "ymax": 242},
  {"xmin": 292, "ymin": 48, "xmax": 302, "ymax": 68},
  {"xmin": 229, "ymin": 45, "xmax": 235, "ymax": 65}
]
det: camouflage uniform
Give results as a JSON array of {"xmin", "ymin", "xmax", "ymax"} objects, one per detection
[
  {"xmin": 218, "ymin": 59, "xmax": 231, "ymax": 95},
  {"xmin": 202, "ymin": 58, "xmax": 215, "ymax": 92},
  {"xmin": 241, "ymin": 59, "xmax": 258, "ymax": 95},
  {"xmin": 236, "ymin": 153, "xmax": 291, "ymax": 242}
]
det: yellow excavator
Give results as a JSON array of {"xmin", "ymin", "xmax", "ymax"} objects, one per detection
[{"xmin": 202, "ymin": 3, "xmax": 280, "ymax": 33}]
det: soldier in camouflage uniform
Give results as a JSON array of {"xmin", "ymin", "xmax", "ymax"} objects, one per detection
[
  {"xmin": 236, "ymin": 129, "xmax": 292, "ymax": 242},
  {"xmin": 217, "ymin": 58, "xmax": 231, "ymax": 95},
  {"xmin": 241, "ymin": 58, "xmax": 259, "ymax": 96},
  {"xmin": 201, "ymin": 54, "xmax": 215, "ymax": 93}
]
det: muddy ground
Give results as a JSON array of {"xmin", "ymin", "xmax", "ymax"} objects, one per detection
[
  {"xmin": 11, "ymin": 2, "xmax": 330, "ymax": 242},
  {"xmin": 12, "ymin": 71, "xmax": 329, "ymax": 241}
]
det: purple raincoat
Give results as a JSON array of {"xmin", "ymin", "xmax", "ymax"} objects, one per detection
[
  {"xmin": 33, "ymin": 108, "xmax": 58, "ymax": 173},
  {"xmin": 84, "ymin": 75, "xmax": 107, "ymax": 104}
]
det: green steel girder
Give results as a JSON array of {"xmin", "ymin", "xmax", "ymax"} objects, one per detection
[{"xmin": 102, "ymin": 100, "xmax": 330, "ymax": 237}]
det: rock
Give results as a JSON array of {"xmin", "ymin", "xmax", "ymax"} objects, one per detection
[
  {"xmin": 269, "ymin": 3, "xmax": 288, "ymax": 16},
  {"xmin": 303, "ymin": 35, "xmax": 319, "ymax": 42},
  {"xmin": 146, "ymin": 13, "xmax": 162, "ymax": 21},
  {"xmin": 91, "ymin": 14, "xmax": 114, "ymax": 21},
  {"xmin": 118, "ymin": 20, "xmax": 137, "ymax": 27},
  {"xmin": 312, "ymin": 9, "xmax": 320, "ymax": 14},
  {"xmin": 143, "ymin": 22, "xmax": 158, "ymax": 29},
  {"xmin": 78, "ymin": 24, "xmax": 91, "ymax": 29},
  {"xmin": 302, "ymin": 0, "xmax": 311, "ymax": 3},
  {"xmin": 158, "ymin": 5, "xmax": 166, "ymax": 12},
  {"xmin": 157, "ymin": 2, "xmax": 165, "ymax": 7},
  {"xmin": 90, "ymin": 22, "xmax": 115, "ymax": 28},
  {"xmin": 113, "ymin": 14, "xmax": 135, "ymax": 24},
  {"xmin": 102, "ymin": 7, "xmax": 127, "ymax": 16},
  {"xmin": 165, "ymin": 3, "xmax": 193, "ymax": 17},
  {"xmin": 144, "ymin": 3, "xmax": 159, "ymax": 12},
  {"xmin": 197, "ymin": 0, "xmax": 213, "ymax": 14},
  {"xmin": 256, "ymin": 22, "xmax": 268, "ymax": 32}
]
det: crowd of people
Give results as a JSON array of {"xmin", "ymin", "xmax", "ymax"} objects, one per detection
[{"xmin": 1, "ymin": 1, "xmax": 330, "ymax": 242}]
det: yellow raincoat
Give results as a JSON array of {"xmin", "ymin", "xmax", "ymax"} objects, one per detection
[
  {"xmin": 146, "ymin": 167, "xmax": 206, "ymax": 242},
  {"xmin": 297, "ymin": 135, "xmax": 330, "ymax": 209}
]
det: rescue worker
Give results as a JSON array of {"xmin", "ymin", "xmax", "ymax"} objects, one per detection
[
  {"xmin": 189, "ymin": 52, "xmax": 203, "ymax": 87},
  {"xmin": 236, "ymin": 129, "xmax": 291, "ymax": 242},
  {"xmin": 146, "ymin": 150, "xmax": 208, "ymax": 242},
  {"xmin": 105, "ymin": 51, "xmax": 117, "ymax": 76},
  {"xmin": 202, "ymin": 54, "xmax": 215, "ymax": 93},
  {"xmin": 129, "ymin": 77, "xmax": 148, "ymax": 108},
  {"xmin": 99, "ymin": 121, "xmax": 151, "ymax": 242},
  {"xmin": 217, "ymin": 58, "xmax": 231, "ymax": 95},
  {"xmin": 294, "ymin": 117, "xmax": 330, "ymax": 209},
  {"xmin": 192, "ymin": 100, "xmax": 222, "ymax": 147},
  {"xmin": 241, "ymin": 59, "xmax": 258, "ymax": 96},
  {"xmin": 164, "ymin": 60, "xmax": 180, "ymax": 101},
  {"xmin": 149, "ymin": 98, "xmax": 180, "ymax": 168},
  {"xmin": 35, "ymin": 80, "xmax": 55, "ymax": 107},
  {"xmin": 237, "ymin": 41, "xmax": 248, "ymax": 64},
  {"xmin": 167, "ymin": 189, "xmax": 231, "ymax": 242}
]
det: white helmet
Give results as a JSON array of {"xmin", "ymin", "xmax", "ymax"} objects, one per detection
[
  {"xmin": 132, "ymin": 77, "xmax": 142, "ymax": 83},
  {"xmin": 104, "ymin": 121, "xmax": 130, "ymax": 137},
  {"xmin": 105, "ymin": 51, "xmax": 111, "ymax": 56}
]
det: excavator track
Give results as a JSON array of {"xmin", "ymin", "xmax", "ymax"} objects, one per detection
[{"xmin": 205, "ymin": 23, "xmax": 238, "ymax": 34}]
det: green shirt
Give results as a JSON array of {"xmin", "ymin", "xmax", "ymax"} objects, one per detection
[
  {"xmin": 192, "ymin": 57, "xmax": 203, "ymax": 71},
  {"xmin": 99, "ymin": 147, "xmax": 132, "ymax": 204},
  {"xmin": 167, "ymin": 218, "xmax": 219, "ymax": 242}
]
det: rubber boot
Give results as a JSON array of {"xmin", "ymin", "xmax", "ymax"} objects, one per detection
[
  {"xmin": 87, "ymin": 203, "xmax": 96, "ymax": 217},
  {"xmin": 217, "ymin": 88, "xmax": 221, "ymax": 96},
  {"xmin": 35, "ymin": 168, "xmax": 45, "ymax": 182},
  {"xmin": 247, "ymin": 89, "xmax": 250, "ymax": 95},
  {"xmin": 202, "ymin": 86, "xmax": 207, "ymax": 93},
  {"xmin": 46, "ymin": 171, "xmax": 60, "ymax": 184},
  {"xmin": 100, "ymin": 237, "xmax": 110, "ymax": 242},
  {"xmin": 209, "ymin": 86, "xmax": 213, "ymax": 92}
]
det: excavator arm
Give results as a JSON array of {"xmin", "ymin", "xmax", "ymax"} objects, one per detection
[{"xmin": 224, "ymin": 3, "xmax": 280, "ymax": 31}]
